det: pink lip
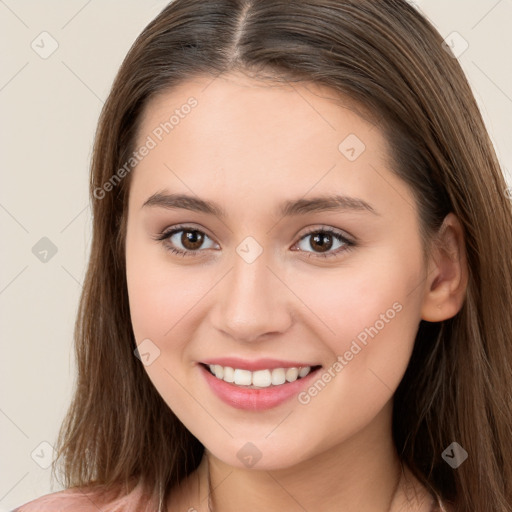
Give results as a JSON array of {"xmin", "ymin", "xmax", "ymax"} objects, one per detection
[
  {"xmin": 198, "ymin": 363, "xmax": 322, "ymax": 411},
  {"xmin": 201, "ymin": 357, "xmax": 320, "ymax": 371}
]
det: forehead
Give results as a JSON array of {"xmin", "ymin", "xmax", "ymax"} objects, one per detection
[
  {"xmin": 136, "ymin": 71, "xmax": 379, "ymax": 151},
  {"xmin": 128, "ymin": 71, "xmax": 414, "ymax": 224}
]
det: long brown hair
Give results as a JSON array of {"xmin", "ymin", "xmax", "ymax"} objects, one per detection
[{"xmin": 51, "ymin": 1, "xmax": 512, "ymax": 510}]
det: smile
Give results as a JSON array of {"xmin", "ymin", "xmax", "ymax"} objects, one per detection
[
  {"xmin": 199, "ymin": 362, "xmax": 323, "ymax": 411},
  {"xmin": 205, "ymin": 364, "xmax": 319, "ymax": 388}
]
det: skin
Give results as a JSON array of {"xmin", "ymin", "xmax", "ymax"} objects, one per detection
[{"xmin": 124, "ymin": 71, "xmax": 467, "ymax": 511}]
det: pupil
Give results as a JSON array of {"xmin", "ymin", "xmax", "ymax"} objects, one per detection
[
  {"xmin": 183, "ymin": 230, "xmax": 203, "ymax": 250},
  {"xmin": 311, "ymin": 233, "xmax": 332, "ymax": 252}
]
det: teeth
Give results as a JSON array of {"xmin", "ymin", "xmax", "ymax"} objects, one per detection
[
  {"xmin": 271, "ymin": 368, "xmax": 286, "ymax": 385},
  {"xmin": 286, "ymin": 367, "xmax": 299, "ymax": 381},
  {"xmin": 299, "ymin": 367, "xmax": 311, "ymax": 378},
  {"xmin": 207, "ymin": 364, "xmax": 314, "ymax": 388},
  {"xmin": 213, "ymin": 365, "xmax": 224, "ymax": 379},
  {"xmin": 223, "ymin": 366, "xmax": 235, "ymax": 383},
  {"xmin": 253, "ymin": 369, "xmax": 272, "ymax": 387},
  {"xmin": 233, "ymin": 369, "xmax": 252, "ymax": 386}
]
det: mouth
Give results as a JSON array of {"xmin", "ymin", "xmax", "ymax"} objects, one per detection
[{"xmin": 200, "ymin": 362, "xmax": 323, "ymax": 389}]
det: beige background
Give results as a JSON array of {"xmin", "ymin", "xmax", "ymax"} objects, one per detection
[{"xmin": 1, "ymin": 0, "xmax": 511, "ymax": 509}]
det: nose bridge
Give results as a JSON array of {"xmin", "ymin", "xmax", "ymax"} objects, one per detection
[{"xmin": 211, "ymin": 243, "xmax": 292, "ymax": 341}]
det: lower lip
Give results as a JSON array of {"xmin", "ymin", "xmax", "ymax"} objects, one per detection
[{"xmin": 198, "ymin": 364, "xmax": 322, "ymax": 411}]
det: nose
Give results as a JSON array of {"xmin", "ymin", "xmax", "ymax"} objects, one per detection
[{"xmin": 210, "ymin": 250, "xmax": 293, "ymax": 343}]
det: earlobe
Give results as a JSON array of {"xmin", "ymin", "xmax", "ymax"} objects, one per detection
[{"xmin": 420, "ymin": 213, "xmax": 469, "ymax": 322}]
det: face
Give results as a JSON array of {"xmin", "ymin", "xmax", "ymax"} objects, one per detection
[{"xmin": 125, "ymin": 71, "xmax": 428, "ymax": 470}]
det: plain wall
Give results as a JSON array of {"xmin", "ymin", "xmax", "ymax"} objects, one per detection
[{"xmin": 1, "ymin": 0, "xmax": 511, "ymax": 509}]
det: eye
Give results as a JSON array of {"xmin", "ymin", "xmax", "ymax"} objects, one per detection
[
  {"xmin": 154, "ymin": 225, "xmax": 355, "ymax": 259},
  {"xmin": 293, "ymin": 227, "xmax": 355, "ymax": 259},
  {"xmin": 155, "ymin": 225, "xmax": 218, "ymax": 257}
]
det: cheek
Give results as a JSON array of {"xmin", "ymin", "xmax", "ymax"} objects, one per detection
[
  {"xmin": 293, "ymin": 254, "xmax": 423, "ymax": 431},
  {"xmin": 290, "ymin": 251, "xmax": 421, "ymax": 350},
  {"xmin": 125, "ymin": 229, "xmax": 208, "ymax": 343},
  {"xmin": 298, "ymin": 303, "xmax": 418, "ymax": 451},
  {"xmin": 125, "ymin": 233, "xmax": 205, "ymax": 413},
  {"xmin": 290, "ymin": 248, "xmax": 423, "ymax": 401}
]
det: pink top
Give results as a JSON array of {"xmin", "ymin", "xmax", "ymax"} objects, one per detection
[{"xmin": 12, "ymin": 479, "xmax": 159, "ymax": 512}]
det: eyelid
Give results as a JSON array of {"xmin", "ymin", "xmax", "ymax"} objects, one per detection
[
  {"xmin": 154, "ymin": 224, "xmax": 356, "ymax": 258},
  {"xmin": 291, "ymin": 226, "xmax": 355, "ymax": 259},
  {"xmin": 156, "ymin": 224, "xmax": 355, "ymax": 243},
  {"xmin": 295, "ymin": 224, "xmax": 355, "ymax": 243},
  {"xmin": 154, "ymin": 223, "xmax": 220, "ymax": 249},
  {"xmin": 156, "ymin": 223, "xmax": 218, "ymax": 242}
]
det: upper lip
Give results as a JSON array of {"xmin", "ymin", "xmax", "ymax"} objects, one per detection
[{"xmin": 200, "ymin": 357, "xmax": 322, "ymax": 371}]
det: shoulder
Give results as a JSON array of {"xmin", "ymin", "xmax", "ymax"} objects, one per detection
[
  {"xmin": 12, "ymin": 479, "xmax": 158, "ymax": 512},
  {"xmin": 12, "ymin": 487, "xmax": 106, "ymax": 512}
]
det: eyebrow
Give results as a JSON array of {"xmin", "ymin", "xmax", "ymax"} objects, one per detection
[{"xmin": 142, "ymin": 192, "xmax": 380, "ymax": 217}]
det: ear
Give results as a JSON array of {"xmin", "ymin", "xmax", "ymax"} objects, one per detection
[{"xmin": 421, "ymin": 213, "xmax": 469, "ymax": 322}]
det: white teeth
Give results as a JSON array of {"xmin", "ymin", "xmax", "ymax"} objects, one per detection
[
  {"xmin": 298, "ymin": 367, "xmax": 311, "ymax": 378},
  {"xmin": 252, "ymin": 369, "xmax": 272, "ymax": 387},
  {"xmin": 285, "ymin": 367, "xmax": 299, "ymax": 381},
  {"xmin": 223, "ymin": 366, "xmax": 235, "ymax": 383},
  {"xmin": 206, "ymin": 364, "xmax": 315, "ymax": 388},
  {"xmin": 271, "ymin": 368, "xmax": 286, "ymax": 385},
  {"xmin": 233, "ymin": 369, "xmax": 252, "ymax": 386},
  {"xmin": 213, "ymin": 365, "xmax": 224, "ymax": 379}
]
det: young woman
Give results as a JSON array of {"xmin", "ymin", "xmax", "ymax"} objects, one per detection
[{"xmin": 13, "ymin": 1, "xmax": 512, "ymax": 511}]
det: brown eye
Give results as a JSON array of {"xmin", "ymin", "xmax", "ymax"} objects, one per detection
[
  {"xmin": 157, "ymin": 226, "xmax": 218, "ymax": 257},
  {"xmin": 295, "ymin": 228, "xmax": 354, "ymax": 259},
  {"xmin": 180, "ymin": 230, "xmax": 205, "ymax": 251},
  {"xmin": 308, "ymin": 232, "xmax": 334, "ymax": 253}
]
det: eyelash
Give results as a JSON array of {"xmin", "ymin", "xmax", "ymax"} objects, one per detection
[{"xmin": 154, "ymin": 224, "xmax": 356, "ymax": 259}]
